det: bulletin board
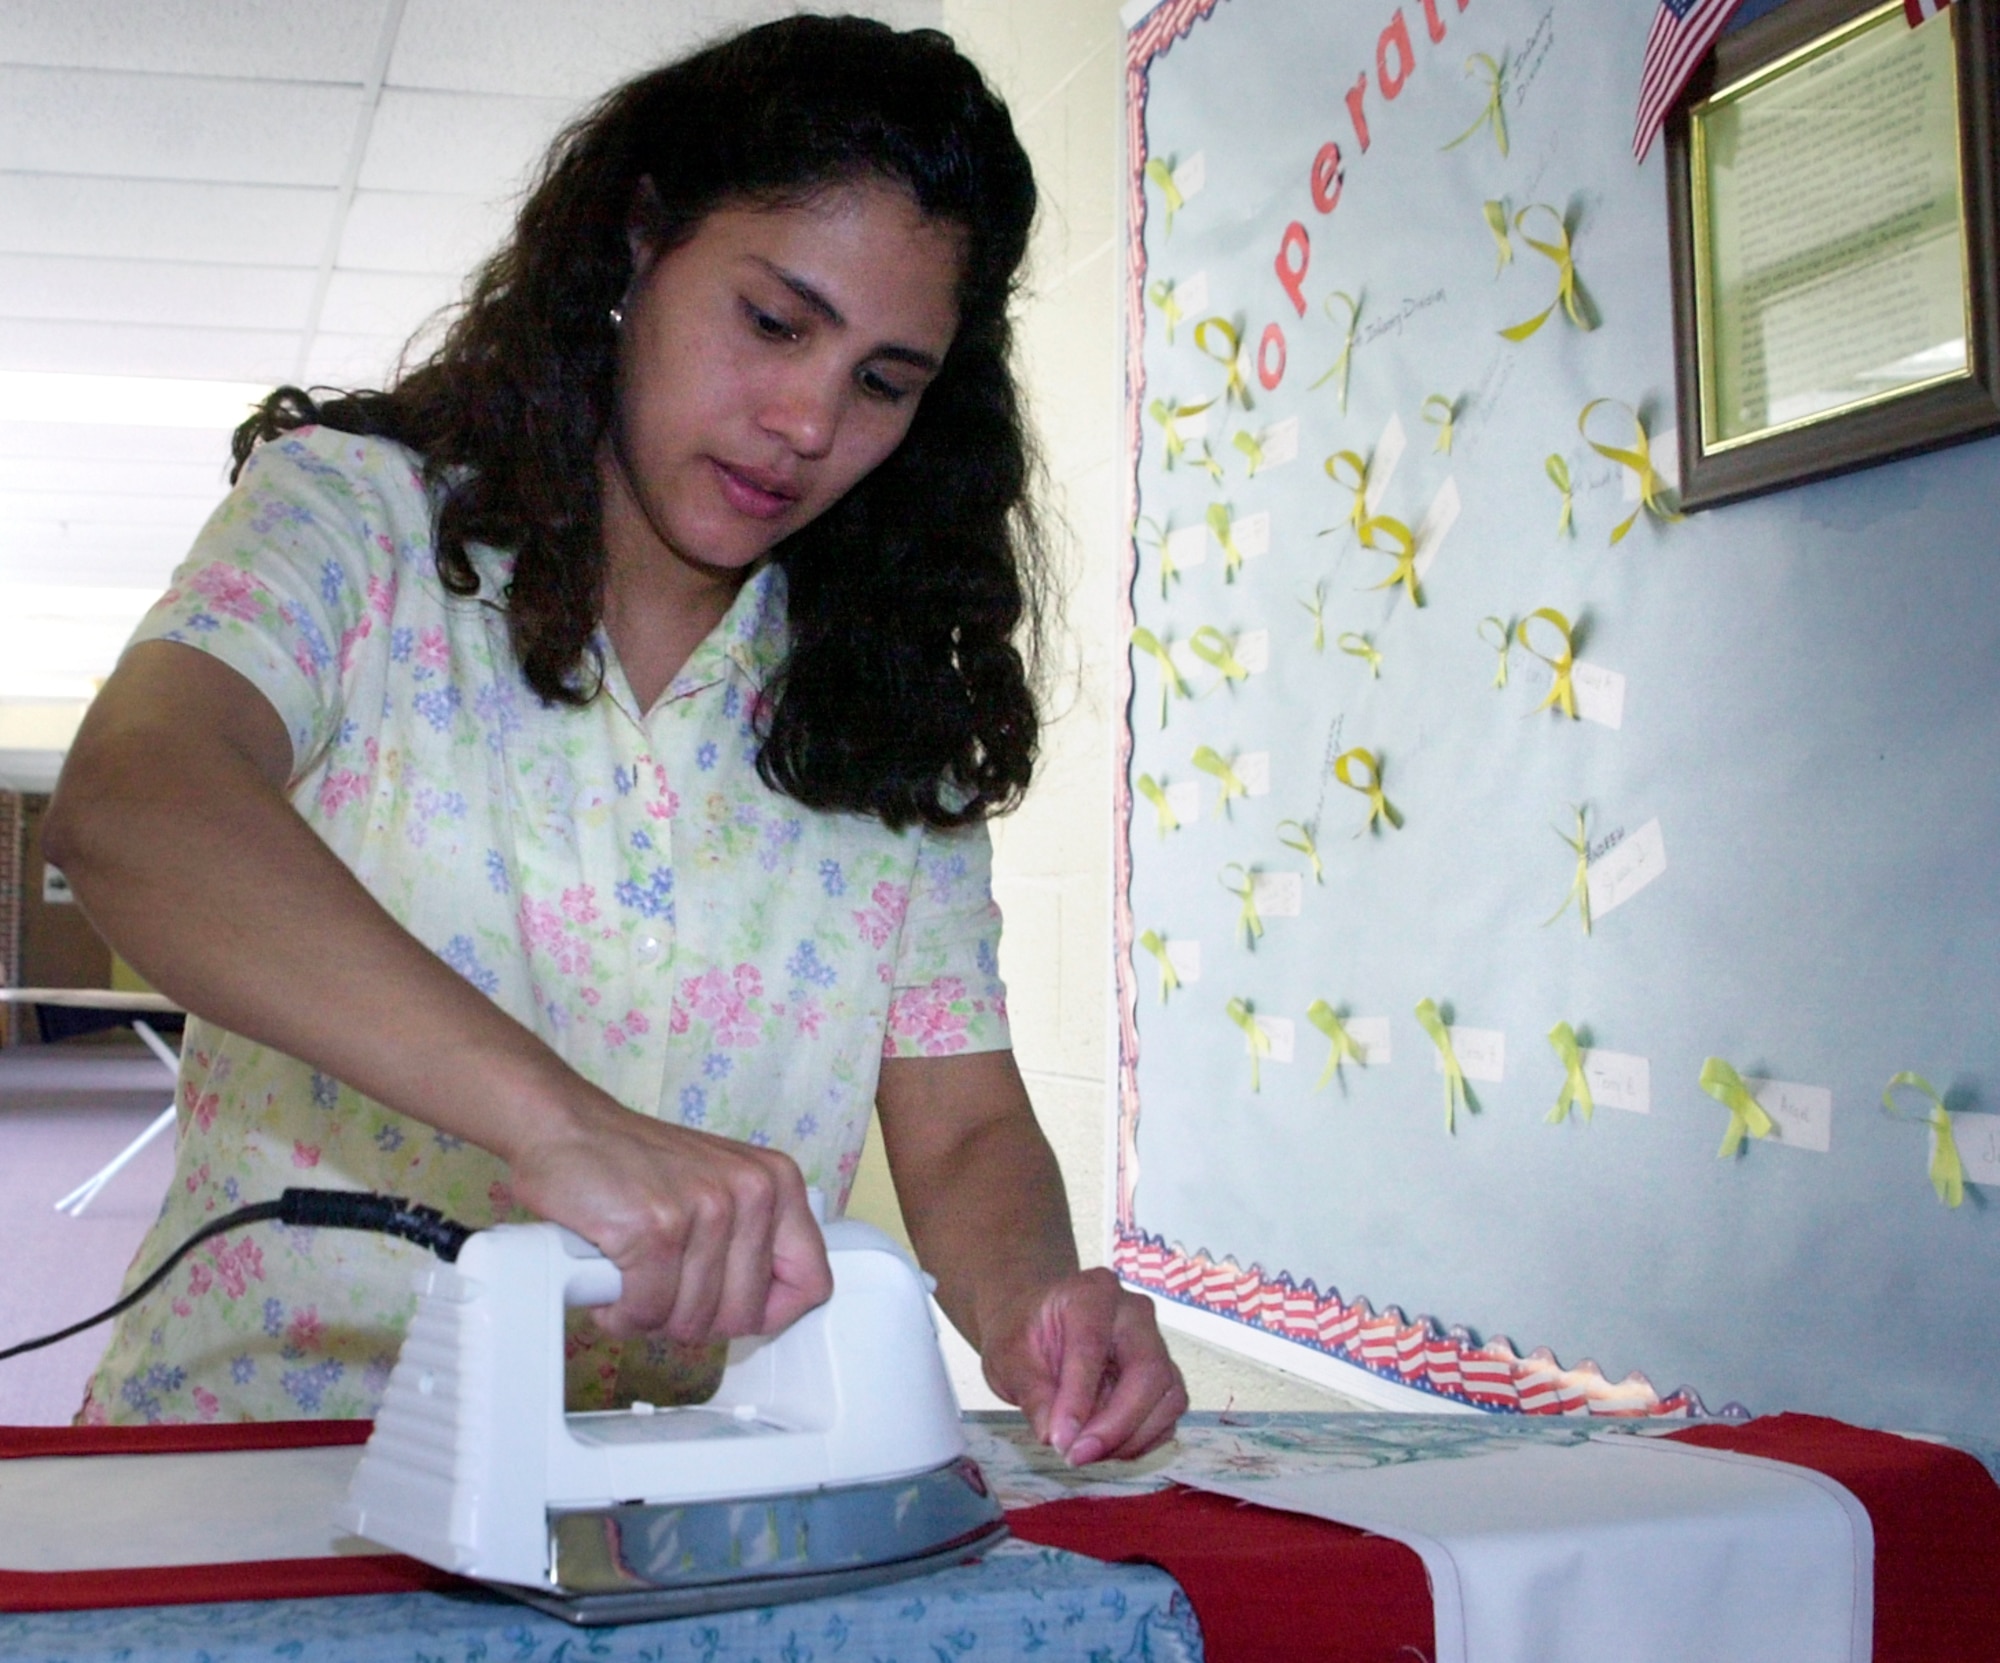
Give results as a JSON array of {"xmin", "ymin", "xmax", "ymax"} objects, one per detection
[{"xmin": 1112, "ymin": 0, "xmax": 2000, "ymax": 1439}]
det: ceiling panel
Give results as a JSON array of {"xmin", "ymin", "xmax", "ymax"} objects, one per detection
[
  {"xmin": 0, "ymin": 0, "xmax": 393, "ymax": 83},
  {"xmin": 316, "ymin": 269, "xmax": 464, "ymax": 338},
  {"xmin": 1, "ymin": 522, "xmax": 212, "ymax": 589},
  {"xmin": 0, "ymin": 456, "xmax": 233, "ymax": 498},
  {"xmin": 0, "ymin": 176, "xmax": 334, "ymax": 266},
  {"xmin": 360, "ymin": 88, "xmax": 573, "ymax": 196},
  {"xmin": 0, "ymin": 66, "xmax": 361, "ymax": 186},
  {"xmin": 0, "ymin": 319, "xmax": 301, "ymax": 383},
  {"xmin": 0, "ymin": 421, "xmax": 237, "ymax": 468},
  {"xmin": 337, "ymin": 188, "xmax": 517, "ymax": 276},
  {"xmin": 0, "ymin": 255, "xmax": 316, "ymax": 332}
]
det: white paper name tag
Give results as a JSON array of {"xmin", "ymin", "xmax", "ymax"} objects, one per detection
[
  {"xmin": 1176, "ymin": 270, "xmax": 1210, "ymax": 317},
  {"xmin": 1173, "ymin": 151, "xmax": 1207, "ymax": 202},
  {"xmin": 1411, "ymin": 477, "xmax": 1461, "ymax": 583},
  {"xmin": 1256, "ymin": 1015, "xmax": 1295, "ymax": 1064},
  {"xmin": 1164, "ymin": 780, "xmax": 1202, "ymax": 825},
  {"xmin": 1587, "ymin": 818, "xmax": 1666, "ymax": 920},
  {"xmin": 1174, "ymin": 406, "xmax": 1210, "ymax": 443},
  {"xmin": 1256, "ymin": 417, "xmax": 1300, "ymax": 470},
  {"xmin": 1252, "ymin": 870, "xmax": 1303, "ymax": 918},
  {"xmin": 1947, "ymin": 1113, "xmax": 2000, "ymax": 1186},
  {"xmin": 1235, "ymin": 630, "xmax": 1270, "ymax": 675},
  {"xmin": 1572, "ymin": 659, "xmax": 1626, "ymax": 730},
  {"xmin": 1582, "ymin": 1049, "xmax": 1651, "ymax": 1114},
  {"xmin": 1237, "ymin": 751, "xmax": 1271, "ymax": 797},
  {"xmin": 1164, "ymin": 938, "xmax": 1202, "ymax": 984},
  {"xmin": 1438, "ymin": 1025, "xmax": 1505, "ymax": 1084},
  {"xmin": 1367, "ymin": 412, "xmax": 1407, "ymax": 515},
  {"xmin": 1165, "ymin": 522, "xmax": 1208, "ymax": 571},
  {"xmin": 1231, "ymin": 511, "xmax": 1271, "ymax": 559},
  {"xmin": 1749, "ymin": 1078, "xmax": 1834, "ymax": 1154},
  {"xmin": 1345, "ymin": 1016, "xmax": 1392, "ymax": 1066}
]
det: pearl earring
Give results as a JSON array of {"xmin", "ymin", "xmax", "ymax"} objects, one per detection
[{"xmin": 609, "ymin": 304, "xmax": 624, "ymax": 328}]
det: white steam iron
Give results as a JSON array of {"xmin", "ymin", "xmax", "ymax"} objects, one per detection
[{"xmin": 342, "ymin": 1209, "xmax": 1006, "ymax": 1625}]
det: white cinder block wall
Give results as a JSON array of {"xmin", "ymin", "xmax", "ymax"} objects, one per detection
[{"xmin": 844, "ymin": 0, "xmax": 1362, "ymax": 1414}]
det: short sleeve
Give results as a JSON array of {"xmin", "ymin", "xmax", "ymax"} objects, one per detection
[
  {"xmin": 125, "ymin": 429, "xmax": 411, "ymax": 779},
  {"xmin": 882, "ymin": 821, "xmax": 1012, "ymax": 1058}
]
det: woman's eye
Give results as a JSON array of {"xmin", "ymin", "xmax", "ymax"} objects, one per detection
[
  {"xmin": 746, "ymin": 303, "xmax": 798, "ymax": 342},
  {"xmin": 859, "ymin": 369, "xmax": 911, "ymax": 404}
]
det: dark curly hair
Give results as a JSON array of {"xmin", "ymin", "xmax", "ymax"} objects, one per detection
[{"xmin": 232, "ymin": 14, "xmax": 1046, "ymax": 830}]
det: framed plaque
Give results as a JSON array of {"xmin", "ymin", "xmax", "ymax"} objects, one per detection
[{"xmin": 1666, "ymin": 0, "xmax": 2000, "ymax": 509}]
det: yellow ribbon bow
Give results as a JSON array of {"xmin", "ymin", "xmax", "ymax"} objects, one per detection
[
  {"xmin": 1483, "ymin": 200, "xmax": 1514, "ymax": 274},
  {"xmin": 1580, "ymin": 399, "xmax": 1682, "ymax": 545},
  {"xmin": 1519, "ymin": 607, "xmax": 1578, "ymax": 720},
  {"xmin": 1883, "ymin": 1072, "xmax": 1966, "ymax": 1209},
  {"xmin": 1233, "ymin": 430, "xmax": 1267, "ymax": 476},
  {"xmin": 1219, "ymin": 864, "xmax": 1264, "ymax": 945},
  {"xmin": 1134, "ymin": 773, "xmax": 1179, "ymax": 837},
  {"xmin": 1545, "ymin": 453, "xmax": 1575, "ymax": 538},
  {"xmin": 1423, "ymin": 393, "xmax": 1458, "ymax": 455},
  {"xmin": 1415, "ymin": 998, "xmax": 1469, "ymax": 1134},
  {"xmin": 1187, "ymin": 625, "xmax": 1250, "ymax": 683},
  {"xmin": 1194, "ymin": 316, "xmax": 1252, "ymax": 410},
  {"xmin": 1322, "ymin": 449, "xmax": 1371, "ymax": 540},
  {"xmin": 1207, "ymin": 504, "xmax": 1246, "ymax": 580},
  {"xmin": 1193, "ymin": 745, "xmax": 1249, "ymax": 813},
  {"xmin": 1307, "ymin": 999, "xmax": 1364, "ymax": 1090},
  {"xmin": 1701, "ymin": 1057, "xmax": 1777, "ymax": 1158},
  {"xmin": 1277, "ymin": 819, "xmax": 1324, "ymax": 884},
  {"xmin": 1478, "ymin": 616, "xmax": 1514, "ymax": 689},
  {"xmin": 1334, "ymin": 747, "xmax": 1402, "ymax": 835},
  {"xmin": 1137, "ymin": 929, "xmax": 1180, "ymax": 1002},
  {"xmin": 1226, "ymin": 996, "xmax": 1273, "ymax": 1091},
  {"xmin": 1135, "ymin": 515, "xmax": 1177, "ymax": 601},
  {"xmin": 1338, "ymin": 631, "xmax": 1383, "ymax": 678},
  {"xmin": 1361, "ymin": 514, "xmax": 1423, "ymax": 608},
  {"xmin": 1191, "ymin": 436, "xmax": 1226, "ymax": 483},
  {"xmin": 1546, "ymin": 805, "xmax": 1591, "ymax": 933},
  {"xmin": 1147, "ymin": 278, "xmax": 1184, "ymax": 344},
  {"xmin": 1303, "ymin": 582, "xmax": 1328, "ymax": 653},
  {"xmin": 1442, "ymin": 52, "xmax": 1509, "ymax": 158},
  {"xmin": 1546, "ymin": 1022, "xmax": 1595, "ymax": 1124},
  {"xmin": 1147, "ymin": 396, "xmax": 1213, "ymax": 470},
  {"xmin": 1144, "ymin": 156, "xmax": 1184, "ymax": 236},
  {"xmin": 1130, "ymin": 626, "xmax": 1190, "ymax": 727},
  {"xmin": 1309, "ymin": 290, "xmax": 1362, "ymax": 412},
  {"xmin": 1500, "ymin": 205, "xmax": 1593, "ymax": 342}
]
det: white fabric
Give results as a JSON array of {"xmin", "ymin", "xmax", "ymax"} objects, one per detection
[
  {"xmin": 0, "ymin": 1446, "xmax": 371, "ymax": 1569},
  {"xmin": 1194, "ymin": 1432, "xmax": 1873, "ymax": 1663}
]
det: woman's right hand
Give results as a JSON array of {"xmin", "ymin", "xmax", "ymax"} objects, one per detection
[{"xmin": 505, "ymin": 1090, "xmax": 832, "ymax": 1341}]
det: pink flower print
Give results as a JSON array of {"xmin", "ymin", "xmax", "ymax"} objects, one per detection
[
  {"xmin": 560, "ymin": 884, "xmax": 600, "ymax": 925},
  {"xmin": 172, "ymin": 1297, "xmax": 193, "ymax": 1318},
  {"xmin": 670, "ymin": 1001, "xmax": 690, "ymax": 1035},
  {"xmin": 292, "ymin": 1140, "xmax": 321, "ymax": 1168},
  {"xmin": 580, "ymin": 986, "xmax": 602, "ymax": 1007},
  {"xmin": 286, "ymin": 1308, "xmax": 323, "ymax": 1351},
  {"xmin": 604, "ymin": 1020, "xmax": 627, "ymax": 1047},
  {"xmin": 192, "ymin": 1386, "xmax": 221, "ymax": 1422},
  {"xmin": 850, "ymin": 881, "xmax": 909, "ymax": 949},
  {"xmin": 365, "ymin": 572, "xmax": 396, "ymax": 618},
  {"xmin": 187, "ymin": 1259, "xmax": 213, "ymax": 1298},
  {"xmin": 317, "ymin": 769, "xmax": 368, "ymax": 815},
  {"xmin": 679, "ymin": 964, "xmax": 766, "ymax": 1048},
  {"xmin": 337, "ymin": 613, "xmax": 374, "ymax": 672},
  {"xmin": 415, "ymin": 625, "xmax": 449, "ymax": 671},
  {"xmin": 886, "ymin": 979, "xmax": 972, "ymax": 1057},
  {"xmin": 184, "ymin": 1161, "xmax": 211, "ymax": 1196},
  {"xmin": 624, "ymin": 1009, "xmax": 650, "ymax": 1037},
  {"xmin": 793, "ymin": 998, "xmax": 825, "ymax": 1039},
  {"xmin": 185, "ymin": 1083, "xmax": 220, "ymax": 1132},
  {"xmin": 210, "ymin": 1236, "xmax": 263, "ymax": 1298},
  {"xmin": 488, "ymin": 1180, "xmax": 516, "ymax": 1215},
  {"xmin": 188, "ymin": 564, "xmax": 266, "ymax": 621},
  {"xmin": 518, "ymin": 896, "xmax": 593, "ymax": 976}
]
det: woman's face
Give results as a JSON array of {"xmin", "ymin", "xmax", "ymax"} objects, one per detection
[{"xmin": 603, "ymin": 178, "xmax": 966, "ymax": 584}]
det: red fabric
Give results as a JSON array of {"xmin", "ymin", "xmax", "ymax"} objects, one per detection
[
  {"xmin": 0, "ymin": 1420, "xmax": 464, "ymax": 1611},
  {"xmin": 1005, "ymin": 1414, "xmax": 2000, "ymax": 1663},
  {"xmin": 1667, "ymin": 1412, "xmax": 2000, "ymax": 1663}
]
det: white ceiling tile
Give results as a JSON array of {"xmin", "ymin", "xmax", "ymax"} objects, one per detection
[
  {"xmin": 0, "ymin": 256, "xmax": 315, "ymax": 331},
  {"xmin": 316, "ymin": 269, "xmax": 463, "ymax": 339},
  {"xmin": 0, "ymin": 456, "xmax": 231, "ymax": 498},
  {"xmin": 389, "ymin": 0, "xmax": 740, "ymax": 97},
  {"xmin": 0, "ymin": 176, "xmax": 334, "ymax": 267},
  {"xmin": 301, "ymin": 333, "xmax": 420, "ymax": 389},
  {"xmin": 0, "ymin": 522, "xmax": 195, "ymax": 590},
  {"xmin": 338, "ymin": 189, "xmax": 516, "ymax": 275},
  {"xmin": 0, "ymin": 68, "xmax": 362, "ymax": 187},
  {"xmin": 0, "ymin": 0, "xmax": 393, "ymax": 83},
  {"xmin": 0, "ymin": 490, "xmax": 221, "ymax": 529},
  {"xmin": 360, "ymin": 88, "xmax": 572, "ymax": 196},
  {"xmin": 0, "ymin": 318, "xmax": 299, "ymax": 384},
  {"xmin": 0, "ymin": 421, "xmax": 237, "ymax": 467}
]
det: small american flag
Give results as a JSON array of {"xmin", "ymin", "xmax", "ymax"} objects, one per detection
[
  {"xmin": 1633, "ymin": 0, "xmax": 1751, "ymax": 162},
  {"xmin": 1905, "ymin": 0, "xmax": 1952, "ymax": 24}
]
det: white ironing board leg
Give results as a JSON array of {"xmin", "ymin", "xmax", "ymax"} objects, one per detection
[{"xmin": 54, "ymin": 1019, "xmax": 181, "ymax": 1217}]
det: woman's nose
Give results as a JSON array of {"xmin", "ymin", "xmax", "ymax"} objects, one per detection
[{"xmin": 759, "ymin": 366, "xmax": 841, "ymax": 458}]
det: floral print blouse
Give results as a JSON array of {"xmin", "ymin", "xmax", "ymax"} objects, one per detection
[{"xmin": 81, "ymin": 426, "xmax": 1010, "ymax": 1424}]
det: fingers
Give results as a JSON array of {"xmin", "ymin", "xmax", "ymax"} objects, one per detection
[{"xmin": 1011, "ymin": 1271, "xmax": 1188, "ymax": 1467}]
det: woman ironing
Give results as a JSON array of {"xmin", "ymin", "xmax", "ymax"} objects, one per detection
[{"xmin": 46, "ymin": 14, "xmax": 1185, "ymax": 1465}]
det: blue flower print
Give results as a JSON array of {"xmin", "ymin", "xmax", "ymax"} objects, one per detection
[
  {"xmin": 473, "ymin": 681, "xmax": 521, "ymax": 746},
  {"xmin": 976, "ymin": 938, "xmax": 1000, "ymax": 979},
  {"xmin": 722, "ymin": 684, "xmax": 741, "ymax": 720},
  {"xmin": 440, "ymin": 934, "xmax": 500, "ymax": 995},
  {"xmin": 281, "ymin": 1359, "xmax": 344, "ymax": 1413},
  {"xmin": 185, "ymin": 612, "xmax": 221, "ymax": 633},
  {"xmin": 679, "ymin": 1085, "xmax": 707, "ymax": 1126},
  {"xmin": 818, "ymin": 859, "xmax": 846, "ymax": 897},
  {"xmin": 310, "ymin": 1072, "xmax": 339, "ymax": 1111},
  {"xmin": 484, "ymin": 848, "xmax": 511, "ymax": 894},
  {"xmin": 319, "ymin": 558, "xmax": 347, "ymax": 606},
  {"xmin": 284, "ymin": 604, "xmax": 334, "ymax": 672},
  {"xmin": 390, "ymin": 625, "xmax": 415, "ymax": 662},
  {"xmin": 697, "ymin": 740, "xmax": 719, "ymax": 771},
  {"xmin": 412, "ymin": 684, "xmax": 462, "ymax": 732},
  {"xmin": 120, "ymin": 1363, "xmax": 188, "ymax": 1422},
  {"xmin": 262, "ymin": 1298, "xmax": 286, "ymax": 1338},
  {"xmin": 786, "ymin": 940, "xmax": 838, "ymax": 989},
  {"xmin": 703, "ymin": 1052, "xmax": 733, "ymax": 1081},
  {"xmin": 230, "ymin": 1355, "xmax": 257, "ymax": 1385},
  {"xmin": 615, "ymin": 866, "xmax": 675, "ymax": 920},
  {"xmin": 373, "ymin": 1122, "xmax": 405, "ymax": 1153},
  {"xmin": 794, "ymin": 1112, "xmax": 819, "ymax": 1140},
  {"xmin": 613, "ymin": 764, "xmax": 637, "ymax": 796},
  {"xmin": 630, "ymin": 828, "xmax": 654, "ymax": 853}
]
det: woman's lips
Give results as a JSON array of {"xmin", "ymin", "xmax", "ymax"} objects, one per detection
[{"xmin": 711, "ymin": 459, "xmax": 799, "ymax": 521}]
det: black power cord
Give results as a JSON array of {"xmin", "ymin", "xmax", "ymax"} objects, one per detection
[{"xmin": 0, "ymin": 1188, "xmax": 475, "ymax": 1365}]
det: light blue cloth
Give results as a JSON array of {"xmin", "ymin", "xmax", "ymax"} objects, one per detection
[{"xmin": 0, "ymin": 1539, "xmax": 1200, "ymax": 1663}]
